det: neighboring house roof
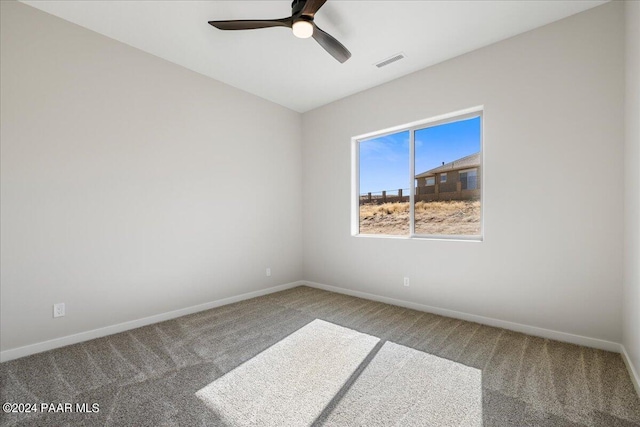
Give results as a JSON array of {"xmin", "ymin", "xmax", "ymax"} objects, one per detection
[{"xmin": 415, "ymin": 152, "xmax": 480, "ymax": 178}]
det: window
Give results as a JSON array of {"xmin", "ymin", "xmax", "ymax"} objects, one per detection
[
  {"xmin": 353, "ymin": 107, "xmax": 482, "ymax": 240},
  {"xmin": 460, "ymin": 169, "xmax": 478, "ymax": 190}
]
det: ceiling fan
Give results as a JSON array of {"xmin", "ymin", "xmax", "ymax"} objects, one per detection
[{"xmin": 208, "ymin": 0, "xmax": 351, "ymax": 63}]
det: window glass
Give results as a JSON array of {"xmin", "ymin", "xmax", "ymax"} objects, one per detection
[
  {"xmin": 414, "ymin": 116, "xmax": 481, "ymax": 237},
  {"xmin": 358, "ymin": 131, "xmax": 410, "ymax": 235},
  {"xmin": 460, "ymin": 169, "xmax": 478, "ymax": 190}
]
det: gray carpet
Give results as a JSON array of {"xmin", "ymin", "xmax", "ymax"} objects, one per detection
[
  {"xmin": 323, "ymin": 341, "xmax": 482, "ymax": 426},
  {"xmin": 1, "ymin": 286, "xmax": 639, "ymax": 426},
  {"xmin": 196, "ymin": 319, "xmax": 379, "ymax": 426}
]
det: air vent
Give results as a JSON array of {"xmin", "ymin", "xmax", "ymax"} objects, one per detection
[{"xmin": 375, "ymin": 53, "xmax": 406, "ymax": 68}]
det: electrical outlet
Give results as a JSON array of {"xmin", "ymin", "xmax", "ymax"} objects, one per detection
[
  {"xmin": 53, "ymin": 303, "xmax": 65, "ymax": 318},
  {"xmin": 266, "ymin": 267, "xmax": 271, "ymax": 277},
  {"xmin": 403, "ymin": 277, "xmax": 410, "ymax": 287}
]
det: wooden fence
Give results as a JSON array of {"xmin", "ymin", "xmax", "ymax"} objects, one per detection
[
  {"xmin": 360, "ymin": 187, "xmax": 480, "ymax": 205},
  {"xmin": 359, "ymin": 189, "xmax": 411, "ymax": 205}
]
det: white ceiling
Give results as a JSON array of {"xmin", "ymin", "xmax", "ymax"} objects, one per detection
[{"xmin": 21, "ymin": 1, "xmax": 607, "ymax": 113}]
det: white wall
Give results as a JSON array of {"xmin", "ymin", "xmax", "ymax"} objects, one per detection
[
  {"xmin": 0, "ymin": 1, "xmax": 302, "ymax": 352},
  {"xmin": 1, "ymin": 0, "xmax": 632, "ymax": 361},
  {"xmin": 302, "ymin": 2, "xmax": 625, "ymax": 343},
  {"xmin": 623, "ymin": 0, "xmax": 640, "ymax": 387}
]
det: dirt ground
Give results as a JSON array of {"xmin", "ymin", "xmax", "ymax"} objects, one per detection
[{"xmin": 359, "ymin": 200, "xmax": 481, "ymax": 236}]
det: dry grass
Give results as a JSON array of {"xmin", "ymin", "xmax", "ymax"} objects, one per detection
[{"xmin": 359, "ymin": 200, "xmax": 481, "ymax": 236}]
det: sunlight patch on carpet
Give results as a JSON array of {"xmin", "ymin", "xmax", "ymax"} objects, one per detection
[
  {"xmin": 196, "ymin": 319, "xmax": 379, "ymax": 426},
  {"xmin": 324, "ymin": 341, "xmax": 483, "ymax": 426}
]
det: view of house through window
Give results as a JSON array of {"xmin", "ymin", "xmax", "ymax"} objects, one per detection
[{"xmin": 357, "ymin": 111, "xmax": 482, "ymax": 239}]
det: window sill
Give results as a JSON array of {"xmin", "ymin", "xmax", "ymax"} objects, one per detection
[{"xmin": 353, "ymin": 233, "xmax": 483, "ymax": 243}]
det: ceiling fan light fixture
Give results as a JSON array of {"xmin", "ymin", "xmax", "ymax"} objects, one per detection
[
  {"xmin": 292, "ymin": 20, "xmax": 314, "ymax": 38},
  {"xmin": 209, "ymin": 0, "xmax": 351, "ymax": 62}
]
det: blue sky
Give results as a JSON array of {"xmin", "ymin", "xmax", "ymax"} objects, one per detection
[{"xmin": 359, "ymin": 117, "xmax": 481, "ymax": 194}]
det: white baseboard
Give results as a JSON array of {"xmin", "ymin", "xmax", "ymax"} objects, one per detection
[
  {"xmin": 302, "ymin": 281, "xmax": 622, "ymax": 353},
  {"xmin": 0, "ymin": 281, "xmax": 304, "ymax": 363},
  {"xmin": 621, "ymin": 345, "xmax": 640, "ymax": 398}
]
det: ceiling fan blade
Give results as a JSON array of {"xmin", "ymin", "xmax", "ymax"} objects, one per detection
[
  {"xmin": 208, "ymin": 17, "xmax": 292, "ymax": 31},
  {"xmin": 300, "ymin": 0, "xmax": 327, "ymax": 18},
  {"xmin": 312, "ymin": 24, "xmax": 351, "ymax": 63}
]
